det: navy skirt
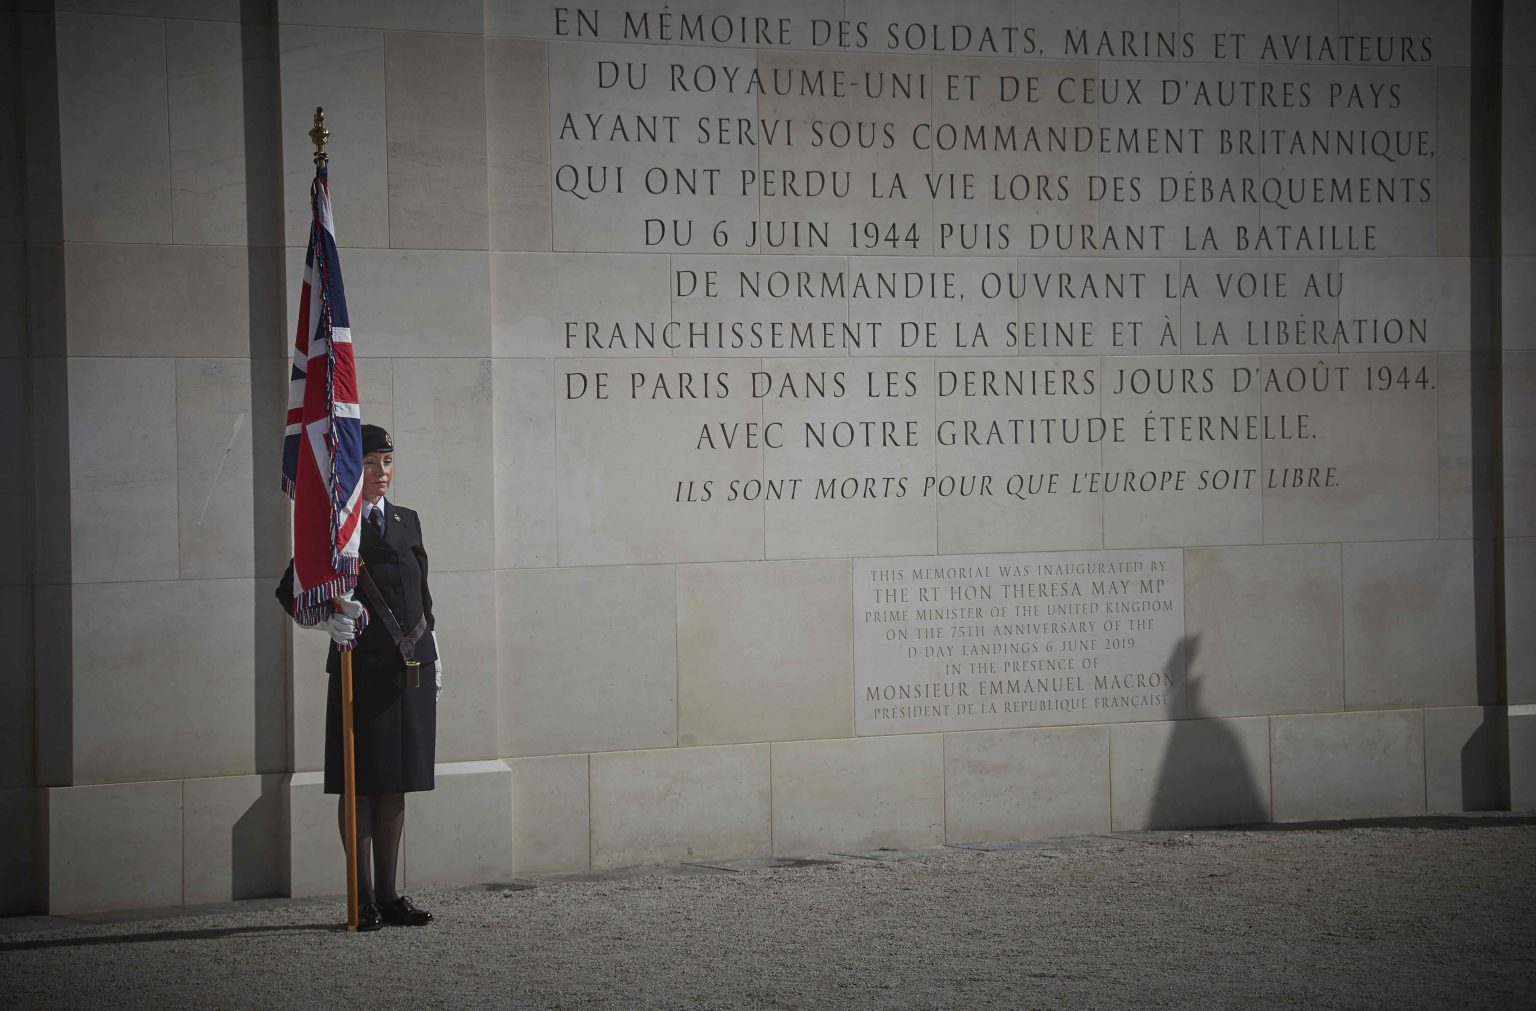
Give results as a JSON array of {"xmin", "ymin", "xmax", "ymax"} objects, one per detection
[{"xmin": 324, "ymin": 659, "xmax": 436, "ymax": 795}]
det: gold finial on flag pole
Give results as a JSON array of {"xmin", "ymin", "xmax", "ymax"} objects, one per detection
[{"xmin": 310, "ymin": 107, "xmax": 330, "ymax": 168}]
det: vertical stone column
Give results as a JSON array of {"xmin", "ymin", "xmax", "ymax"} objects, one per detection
[
  {"xmin": 1500, "ymin": 1, "xmax": 1536, "ymax": 806},
  {"xmin": 19, "ymin": 1, "xmax": 292, "ymax": 914}
]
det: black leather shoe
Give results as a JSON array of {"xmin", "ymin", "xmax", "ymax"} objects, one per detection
[
  {"xmin": 380, "ymin": 895, "xmax": 433, "ymax": 926},
  {"xmin": 355, "ymin": 900, "xmax": 384, "ymax": 932}
]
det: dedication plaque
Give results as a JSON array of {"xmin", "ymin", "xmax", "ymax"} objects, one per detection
[{"xmin": 855, "ymin": 549, "xmax": 1184, "ymax": 734}]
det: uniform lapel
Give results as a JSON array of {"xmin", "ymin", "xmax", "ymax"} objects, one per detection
[
  {"xmin": 360, "ymin": 500, "xmax": 395, "ymax": 553},
  {"xmin": 381, "ymin": 501, "xmax": 409, "ymax": 552}
]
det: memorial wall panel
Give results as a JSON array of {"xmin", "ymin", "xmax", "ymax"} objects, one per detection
[{"xmin": 17, "ymin": 0, "xmax": 1529, "ymax": 908}]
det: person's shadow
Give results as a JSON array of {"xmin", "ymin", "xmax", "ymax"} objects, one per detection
[{"xmin": 1144, "ymin": 634, "xmax": 1268, "ymax": 829}]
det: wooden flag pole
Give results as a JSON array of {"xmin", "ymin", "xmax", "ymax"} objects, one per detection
[
  {"xmin": 311, "ymin": 106, "xmax": 359, "ymax": 933},
  {"xmin": 341, "ymin": 648, "xmax": 359, "ymax": 931}
]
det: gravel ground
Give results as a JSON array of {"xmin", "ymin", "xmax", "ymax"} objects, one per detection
[{"xmin": 3, "ymin": 815, "xmax": 1535, "ymax": 1010}]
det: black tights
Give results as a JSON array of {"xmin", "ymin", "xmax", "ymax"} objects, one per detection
[{"xmin": 337, "ymin": 793, "xmax": 406, "ymax": 904}]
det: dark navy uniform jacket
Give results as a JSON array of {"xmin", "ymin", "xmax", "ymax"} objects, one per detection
[
  {"xmin": 276, "ymin": 502, "xmax": 438, "ymax": 672},
  {"xmin": 276, "ymin": 500, "xmax": 438, "ymax": 795}
]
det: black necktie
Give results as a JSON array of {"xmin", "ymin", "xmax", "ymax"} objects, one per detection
[{"xmin": 369, "ymin": 508, "xmax": 383, "ymax": 535}]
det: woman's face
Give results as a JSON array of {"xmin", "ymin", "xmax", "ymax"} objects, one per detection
[{"xmin": 362, "ymin": 451, "xmax": 393, "ymax": 502}]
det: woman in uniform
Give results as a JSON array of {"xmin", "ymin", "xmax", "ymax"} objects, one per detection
[{"xmin": 278, "ymin": 423, "xmax": 439, "ymax": 930}]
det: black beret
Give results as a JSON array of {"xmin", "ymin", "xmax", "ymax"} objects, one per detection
[{"xmin": 361, "ymin": 424, "xmax": 394, "ymax": 455}]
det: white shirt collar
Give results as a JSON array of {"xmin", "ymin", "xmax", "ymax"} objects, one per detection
[{"xmin": 364, "ymin": 497, "xmax": 387, "ymax": 531}]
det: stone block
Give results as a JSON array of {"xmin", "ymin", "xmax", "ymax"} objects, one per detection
[
  {"xmin": 33, "ymin": 583, "xmax": 73, "ymax": 787},
  {"xmin": 498, "ymin": 565, "xmax": 678, "ymax": 757},
  {"xmin": 279, "ymin": 26, "xmax": 388, "ymax": 248},
  {"xmin": 771, "ymin": 735, "xmax": 944, "ymax": 856},
  {"xmin": 671, "ymin": 253, "xmax": 851, "ymax": 360},
  {"xmin": 1181, "ymin": 259, "xmax": 1339, "ymax": 353},
  {"xmin": 509, "ymin": 754, "xmax": 590, "ymax": 876},
  {"xmin": 0, "ymin": 19, "xmax": 16, "ymax": 246},
  {"xmin": 166, "ymin": 19, "xmax": 247, "ymax": 245},
  {"xmin": 1261, "ymin": 354, "xmax": 1439, "ymax": 544},
  {"xmin": 1437, "ymin": 68, "xmax": 1471, "ymax": 257},
  {"xmin": 1343, "ymin": 540, "xmax": 1478, "ymax": 709},
  {"xmin": 1507, "ymin": 258, "xmax": 1536, "ymax": 353},
  {"xmin": 389, "ymin": 359, "xmax": 495, "ymax": 572},
  {"xmin": 68, "ymin": 357, "xmax": 180, "ymax": 583},
  {"xmin": 1510, "ymin": 709, "xmax": 1536, "ymax": 810},
  {"xmin": 1102, "ymin": 355, "xmax": 1262, "ymax": 547},
  {"xmin": 1509, "ymin": 538, "xmax": 1536, "ymax": 705},
  {"xmin": 56, "ymin": 12, "xmax": 170, "ymax": 243},
  {"xmin": 66, "ymin": 243, "xmax": 251, "ymax": 358},
  {"xmin": 290, "ymin": 624, "xmax": 331, "ymax": 773},
  {"xmin": 385, "ymin": 32, "xmax": 488, "ymax": 251},
  {"xmin": 183, "ymin": 774, "xmax": 287, "ymax": 904},
  {"xmin": 0, "ymin": 788, "xmax": 39, "ymax": 915},
  {"xmin": 1010, "ymin": 257, "xmax": 1179, "ymax": 360},
  {"xmin": 1506, "ymin": 353, "xmax": 1536, "ymax": 536},
  {"xmin": 0, "ymin": 586, "xmax": 33, "ymax": 789},
  {"xmin": 1437, "ymin": 353, "xmax": 1475, "ymax": 539},
  {"xmin": 945, "ymin": 725, "xmax": 1110, "ymax": 843},
  {"xmin": 0, "ymin": 242, "xmax": 23, "ymax": 358},
  {"xmin": 1109, "ymin": 717, "xmax": 1271, "ymax": 830},
  {"xmin": 492, "ymin": 359, "xmax": 557, "ymax": 569},
  {"xmin": 0, "ymin": 362, "xmax": 27, "ymax": 585},
  {"xmin": 427, "ymin": 570, "xmax": 499, "ymax": 763},
  {"xmin": 846, "ymin": 0, "xmax": 1015, "ymax": 53},
  {"xmin": 758, "ymin": 50, "xmax": 933, "ymax": 255},
  {"xmin": 549, "ymin": 42, "xmax": 758, "ymax": 253},
  {"xmin": 1028, "ymin": 1, "xmax": 1179, "ymax": 63},
  {"xmin": 1271, "ymin": 710, "xmax": 1426, "ymax": 822},
  {"xmin": 176, "ymin": 359, "xmax": 255, "ymax": 579},
  {"xmin": 934, "ymin": 54, "xmax": 1100, "ymax": 241},
  {"xmin": 58, "ymin": 1, "xmax": 239, "ymax": 17},
  {"xmin": 589, "ymin": 744, "xmax": 770, "ymax": 870},
  {"xmin": 556, "ymin": 359, "xmax": 764, "ymax": 565},
  {"xmin": 1511, "ymin": 3, "xmax": 1536, "ymax": 67},
  {"xmin": 1185, "ymin": 544, "xmax": 1343, "ymax": 717},
  {"xmin": 1504, "ymin": 69, "xmax": 1536, "ymax": 254},
  {"xmin": 1423, "ymin": 707, "xmax": 1505, "ymax": 814},
  {"xmin": 30, "ymin": 361, "xmax": 69, "ymax": 586},
  {"xmin": 492, "ymin": 252, "xmax": 671, "ymax": 358},
  {"xmin": 356, "ymin": 357, "xmax": 395, "ymax": 434},
  {"xmin": 486, "ymin": 38, "xmax": 551, "ymax": 252},
  {"xmin": 936, "ymin": 356, "xmax": 1103, "ymax": 554},
  {"xmin": 405, "ymin": 760, "xmax": 515, "ymax": 886},
  {"xmin": 285, "ymin": 246, "xmax": 490, "ymax": 358},
  {"xmin": 676, "ymin": 559, "xmax": 853, "ymax": 746},
  {"xmin": 1338, "ymin": 258, "xmax": 1469, "ymax": 352},
  {"xmin": 1340, "ymin": 0, "xmax": 1470, "ymax": 66},
  {"xmin": 71, "ymin": 578, "xmax": 261, "ymax": 783},
  {"xmin": 1179, "ymin": 0, "xmax": 1340, "ymax": 62},
  {"xmin": 845, "ymin": 257, "xmax": 1012, "ymax": 358},
  {"xmin": 276, "ymin": 0, "xmax": 484, "ymax": 34},
  {"xmin": 1259, "ymin": 65, "xmax": 1437, "ymax": 243},
  {"xmin": 762, "ymin": 358, "xmax": 938, "ymax": 559},
  {"xmin": 1100, "ymin": 65, "xmax": 1257, "ymax": 246},
  {"xmin": 45, "ymin": 780, "xmax": 182, "ymax": 914},
  {"xmin": 286, "ymin": 771, "xmax": 338, "ymax": 898}
]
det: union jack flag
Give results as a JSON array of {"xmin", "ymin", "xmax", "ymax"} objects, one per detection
[{"xmin": 281, "ymin": 165, "xmax": 367, "ymax": 642}]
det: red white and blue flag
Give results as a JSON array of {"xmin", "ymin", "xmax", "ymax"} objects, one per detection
[{"xmin": 281, "ymin": 166, "xmax": 367, "ymax": 642}]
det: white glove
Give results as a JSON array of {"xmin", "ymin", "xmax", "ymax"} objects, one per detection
[
  {"xmin": 327, "ymin": 592, "xmax": 365, "ymax": 645},
  {"xmin": 431, "ymin": 631, "xmax": 442, "ymax": 701}
]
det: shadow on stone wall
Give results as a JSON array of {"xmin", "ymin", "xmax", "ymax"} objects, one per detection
[
  {"xmin": 1147, "ymin": 635, "xmax": 1269, "ymax": 830},
  {"xmin": 241, "ymin": 0, "xmax": 290, "ymax": 782}
]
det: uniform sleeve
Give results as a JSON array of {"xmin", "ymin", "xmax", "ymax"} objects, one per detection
[{"xmin": 412, "ymin": 512, "xmax": 434, "ymax": 632}]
